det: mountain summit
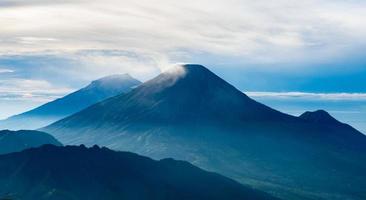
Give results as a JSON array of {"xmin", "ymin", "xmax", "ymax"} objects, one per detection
[
  {"xmin": 0, "ymin": 74, "xmax": 141, "ymax": 130},
  {"xmin": 84, "ymin": 74, "xmax": 140, "ymax": 94},
  {"xmin": 300, "ymin": 110, "xmax": 343, "ymax": 124},
  {"xmin": 43, "ymin": 64, "xmax": 366, "ymax": 200}
]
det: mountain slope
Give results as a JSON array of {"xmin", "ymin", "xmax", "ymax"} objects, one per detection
[
  {"xmin": 0, "ymin": 145, "xmax": 278, "ymax": 200},
  {"xmin": 0, "ymin": 130, "xmax": 61, "ymax": 154},
  {"xmin": 42, "ymin": 64, "xmax": 366, "ymax": 200},
  {"xmin": 0, "ymin": 74, "xmax": 141, "ymax": 130}
]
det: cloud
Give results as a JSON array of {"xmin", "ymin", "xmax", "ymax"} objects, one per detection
[
  {"xmin": 246, "ymin": 92, "xmax": 366, "ymax": 101},
  {"xmin": 0, "ymin": 0, "xmax": 81, "ymax": 8},
  {"xmin": 0, "ymin": 0, "xmax": 365, "ymax": 65},
  {"xmin": 0, "ymin": 68, "xmax": 14, "ymax": 73},
  {"xmin": 0, "ymin": 50, "xmax": 164, "ymax": 86},
  {"xmin": 1, "ymin": 0, "xmax": 366, "ymax": 117},
  {"xmin": 0, "ymin": 79, "xmax": 72, "ymax": 102}
]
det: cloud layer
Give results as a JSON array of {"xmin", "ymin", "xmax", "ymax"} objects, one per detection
[
  {"xmin": 246, "ymin": 92, "xmax": 366, "ymax": 101},
  {"xmin": 1, "ymin": 0, "xmax": 366, "ymax": 64},
  {"xmin": 0, "ymin": 68, "xmax": 14, "ymax": 73},
  {"xmin": 0, "ymin": 78, "xmax": 72, "ymax": 102}
]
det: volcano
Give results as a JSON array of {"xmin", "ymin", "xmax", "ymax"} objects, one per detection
[{"xmin": 42, "ymin": 64, "xmax": 366, "ymax": 200}]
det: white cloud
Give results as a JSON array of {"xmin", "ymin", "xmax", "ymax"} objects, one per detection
[
  {"xmin": 0, "ymin": 0, "xmax": 365, "ymax": 65},
  {"xmin": 0, "ymin": 79, "xmax": 72, "ymax": 102},
  {"xmin": 16, "ymin": 36, "xmax": 59, "ymax": 44},
  {"xmin": 0, "ymin": 68, "xmax": 14, "ymax": 73},
  {"xmin": 246, "ymin": 92, "xmax": 366, "ymax": 101}
]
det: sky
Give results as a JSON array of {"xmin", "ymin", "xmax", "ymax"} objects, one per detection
[{"xmin": 0, "ymin": 0, "xmax": 366, "ymax": 132}]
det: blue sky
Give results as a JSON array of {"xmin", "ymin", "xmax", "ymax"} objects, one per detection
[{"xmin": 0, "ymin": 0, "xmax": 365, "ymax": 132}]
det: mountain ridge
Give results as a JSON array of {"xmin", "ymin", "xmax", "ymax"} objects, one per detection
[{"xmin": 0, "ymin": 144, "xmax": 278, "ymax": 200}]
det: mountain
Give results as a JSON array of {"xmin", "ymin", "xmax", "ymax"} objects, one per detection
[
  {"xmin": 300, "ymin": 110, "xmax": 340, "ymax": 124},
  {"xmin": 0, "ymin": 130, "xmax": 61, "ymax": 154},
  {"xmin": 0, "ymin": 145, "xmax": 278, "ymax": 200},
  {"xmin": 300, "ymin": 109, "xmax": 364, "ymax": 131},
  {"xmin": 42, "ymin": 64, "xmax": 366, "ymax": 200},
  {"xmin": 299, "ymin": 110, "xmax": 366, "ymax": 144},
  {"xmin": 0, "ymin": 74, "xmax": 141, "ymax": 130}
]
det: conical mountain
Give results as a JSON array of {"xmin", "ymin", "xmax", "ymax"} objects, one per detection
[
  {"xmin": 0, "ymin": 74, "xmax": 141, "ymax": 130},
  {"xmin": 45, "ymin": 64, "xmax": 294, "ymax": 131},
  {"xmin": 42, "ymin": 64, "xmax": 366, "ymax": 200}
]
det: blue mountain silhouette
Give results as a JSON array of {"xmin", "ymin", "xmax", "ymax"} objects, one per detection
[
  {"xmin": 0, "ymin": 144, "xmax": 278, "ymax": 200},
  {"xmin": 42, "ymin": 64, "xmax": 366, "ymax": 200},
  {"xmin": 0, "ymin": 74, "xmax": 141, "ymax": 130}
]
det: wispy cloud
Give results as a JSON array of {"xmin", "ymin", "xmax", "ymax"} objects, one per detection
[
  {"xmin": 0, "ymin": 68, "xmax": 14, "ymax": 73},
  {"xmin": 0, "ymin": 0, "xmax": 365, "ymax": 64},
  {"xmin": 0, "ymin": 79, "xmax": 72, "ymax": 102},
  {"xmin": 246, "ymin": 92, "xmax": 366, "ymax": 101}
]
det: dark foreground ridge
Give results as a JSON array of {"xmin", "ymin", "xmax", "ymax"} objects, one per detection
[{"xmin": 0, "ymin": 145, "xmax": 278, "ymax": 200}]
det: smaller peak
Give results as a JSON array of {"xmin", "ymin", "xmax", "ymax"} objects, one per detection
[
  {"xmin": 306, "ymin": 109, "xmax": 330, "ymax": 116},
  {"xmin": 87, "ymin": 74, "xmax": 141, "ymax": 89},
  {"xmin": 93, "ymin": 74, "xmax": 135, "ymax": 83},
  {"xmin": 299, "ymin": 110, "xmax": 339, "ymax": 124}
]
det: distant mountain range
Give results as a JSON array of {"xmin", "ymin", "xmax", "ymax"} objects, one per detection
[
  {"xmin": 0, "ymin": 74, "xmax": 141, "ymax": 130},
  {"xmin": 42, "ymin": 64, "xmax": 366, "ymax": 200},
  {"xmin": 0, "ymin": 130, "xmax": 61, "ymax": 154},
  {"xmin": 0, "ymin": 145, "xmax": 278, "ymax": 200}
]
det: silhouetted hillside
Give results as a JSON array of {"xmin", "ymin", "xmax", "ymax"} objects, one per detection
[{"xmin": 0, "ymin": 145, "xmax": 278, "ymax": 200}]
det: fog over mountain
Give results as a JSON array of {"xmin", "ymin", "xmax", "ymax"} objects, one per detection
[
  {"xmin": 0, "ymin": 130, "xmax": 61, "ymax": 154},
  {"xmin": 43, "ymin": 64, "xmax": 366, "ymax": 200},
  {"xmin": 0, "ymin": 74, "xmax": 141, "ymax": 130}
]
